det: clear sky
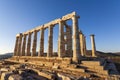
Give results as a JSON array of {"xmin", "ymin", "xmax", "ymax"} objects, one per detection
[{"xmin": 0, "ymin": 0, "xmax": 120, "ymax": 54}]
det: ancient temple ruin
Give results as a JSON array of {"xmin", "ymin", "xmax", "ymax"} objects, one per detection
[
  {"xmin": 3, "ymin": 12, "xmax": 119, "ymax": 80},
  {"xmin": 13, "ymin": 12, "xmax": 96, "ymax": 62}
]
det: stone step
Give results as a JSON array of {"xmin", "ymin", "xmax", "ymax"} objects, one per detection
[
  {"xmin": 80, "ymin": 64, "xmax": 104, "ymax": 70},
  {"xmin": 81, "ymin": 61, "xmax": 101, "ymax": 66},
  {"xmin": 64, "ymin": 68, "xmax": 85, "ymax": 73},
  {"xmin": 32, "ymin": 68, "xmax": 56, "ymax": 80},
  {"xmin": 87, "ymin": 68, "xmax": 108, "ymax": 75}
]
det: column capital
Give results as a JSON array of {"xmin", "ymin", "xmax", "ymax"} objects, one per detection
[
  {"xmin": 90, "ymin": 34, "xmax": 95, "ymax": 36},
  {"xmin": 16, "ymin": 33, "xmax": 23, "ymax": 37}
]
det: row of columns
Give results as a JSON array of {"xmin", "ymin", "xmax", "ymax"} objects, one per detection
[
  {"xmin": 79, "ymin": 32, "xmax": 96, "ymax": 57},
  {"xmin": 14, "ymin": 15, "xmax": 81, "ymax": 63},
  {"xmin": 14, "ymin": 14, "xmax": 96, "ymax": 63}
]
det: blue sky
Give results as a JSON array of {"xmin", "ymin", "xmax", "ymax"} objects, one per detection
[{"xmin": 0, "ymin": 0, "xmax": 120, "ymax": 54}]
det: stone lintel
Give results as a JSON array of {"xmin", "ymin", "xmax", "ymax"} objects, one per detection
[
  {"xmin": 44, "ymin": 18, "xmax": 61, "ymax": 28},
  {"xmin": 21, "ymin": 12, "xmax": 79, "ymax": 35},
  {"xmin": 62, "ymin": 11, "xmax": 80, "ymax": 21},
  {"xmin": 23, "ymin": 25, "xmax": 44, "ymax": 35}
]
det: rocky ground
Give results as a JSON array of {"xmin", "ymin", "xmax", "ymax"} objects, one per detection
[
  {"xmin": 0, "ymin": 59, "xmax": 119, "ymax": 80},
  {"xmin": 0, "ymin": 52, "xmax": 120, "ymax": 80}
]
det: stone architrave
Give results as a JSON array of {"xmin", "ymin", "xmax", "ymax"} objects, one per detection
[
  {"xmin": 58, "ymin": 20, "xmax": 65, "ymax": 58},
  {"xmin": 17, "ymin": 33, "xmax": 23, "ymax": 56},
  {"xmin": 38, "ymin": 28, "xmax": 44, "ymax": 56},
  {"xmin": 32, "ymin": 30, "xmax": 37, "ymax": 56},
  {"xmin": 26, "ymin": 32, "xmax": 32, "ymax": 56},
  {"xmin": 47, "ymin": 26, "xmax": 53, "ymax": 57},
  {"xmin": 72, "ymin": 15, "xmax": 81, "ymax": 63},
  {"xmin": 14, "ymin": 36, "xmax": 19, "ymax": 56},
  {"xmin": 21, "ymin": 34, "xmax": 27, "ymax": 56},
  {"xmin": 90, "ymin": 34, "xmax": 96, "ymax": 57}
]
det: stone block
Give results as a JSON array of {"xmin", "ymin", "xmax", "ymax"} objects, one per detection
[
  {"xmin": 52, "ymin": 63, "xmax": 60, "ymax": 69},
  {"xmin": 0, "ymin": 68, "xmax": 9, "ymax": 72},
  {"xmin": 1, "ymin": 72, "xmax": 13, "ymax": 80},
  {"xmin": 10, "ymin": 66, "xmax": 16, "ymax": 70},
  {"xmin": 57, "ymin": 73, "xmax": 72, "ymax": 80},
  {"xmin": 81, "ymin": 64, "xmax": 104, "ymax": 70},
  {"xmin": 65, "ymin": 68, "xmax": 85, "ymax": 73},
  {"xmin": 44, "ymin": 62, "xmax": 54, "ymax": 67},
  {"xmin": 8, "ymin": 74, "xmax": 23, "ymax": 80},
  {"xmin": 81, "ymin": 61, "xmax": 101, "ymax": 66},
  {"xmin": 38, "ymin": 71, "xmax": 55, "ymax": 80}
]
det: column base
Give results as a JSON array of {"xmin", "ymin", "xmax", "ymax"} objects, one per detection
[{"xmin": 72, "ymin": 57, "xmax": 81, "ymax": 64}]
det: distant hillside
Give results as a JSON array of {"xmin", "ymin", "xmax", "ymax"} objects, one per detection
[
  {"xmin": 0, "ymin": 53, "xmax": 13, "ymax": 60},
  {"xmin": 1, "ymin": 51, "xmax": 120, "ymax": 59},
  {"xmin": 86, "ymin": 50, "xmax": 120, "ymax": 57}
]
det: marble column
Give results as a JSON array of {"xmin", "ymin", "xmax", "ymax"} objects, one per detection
[
  {"xmin": 21, "ymin": 34, "xmax": 27, "ymax": 56},
  {"xmin": 66, "ymin": 26, "xmax": 72, "ymax": 55},
  {"xmin": 26, "ymin": 32, "xmax": 32, "ymax": 56},
  {"xmin": 79, "ymin": 32, "xmax": 84, "ymax": 56},
  {"xmin": 17, "ymin": 33, "xmax": 23, "ymax": 56},
  {"xmin": 47, "ymin": 26, "xmax": 53, "ymax": 57},
  {"xmin": 72, "ymin": 15, "xmax": 81, "ymax": 63},
  {"xmin": 32, "ymin": 30, "xmax": 37, "ymax": 56},
  {"xmin": 83, "ymin": 36, "xmax": 87, "ymax": 56},
  {"xmin": 14, "ymin": 36, "xmax": 19, "ymax": 56},
  {"xmin": 58, "ymin": 20, "xmax": 65, "ymax": 57},
  {"xmin": 39, "ymin": 28, "xmax": 44, "ymax": 56},
  {"xmin": 90, "ymin": 34, "xmax": 96, "ymax": 57}
]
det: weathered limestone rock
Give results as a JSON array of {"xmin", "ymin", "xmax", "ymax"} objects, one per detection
[
  {"xmin": 52, "ymin": 63, "xmax": 60, "ymax": 69},
  {"xmin": 1, "ymin": 72, "xmax": 13, "ymax": 80},
  {"xmin": 10, "ymin": 66, "xmax": 16, "ymax": 70},
  {"xmin": 38, "ymin": 71, "xmax": 55, "ymax": 80},
  {"xmin": 57, "ymin": 73, "xmax": 72, "ymax": 80},
  {"xmin": 0, "ymin": 68, "xmax": 9, "ymax": 72},
  {"xmin": 81, "ymin": 61, "xmax": 101, "ymax": 66},
  {"xmin": 8, "ymin": 74, "xmax": 23, "ymax": 80},
  {"xmin": 65, "ymin": 68, "xmax": 85, "ymax": 73}
]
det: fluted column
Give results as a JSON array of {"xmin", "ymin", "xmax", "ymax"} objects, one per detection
[
  {"xmin": 58, "ymin": 20, "xmax": 65, "ymax": 58},
  {"xmin": 14, "ymin": 36, "xmax": 19, "ymax": 56},
  {"xmin": 17, "ymin": 33, "xmax": 23, "ymax": 56},
  {"xmin": 66, "ymin": 26, "xmax": 72, "ymax": 55},
  {"xmin": 32, "ymin": 30, "xmax": 37, "ymax": 56},
  {"xmin": 90, "ymin": 34, "xmax": 96, "ymax": 57},
  {"xmin": 26, "ymin": 32, "xmax": 32, "ymax": 56},
  {"xmin": 72, "ymin": 15, "xmax": 81, "ymax": 63},
  {"xmin": 39, "ymin": 28, "xmax": 44, "ymax": 56},
  {"xmin": 83, "ymin": 36, "xmax": 87, "ymax": 56},
  {"xmin": 47, "ymin": 26, "xmax": 53, "ymax": 57},
  {"xmin": 79, "ymin": 33, "xmax": 84, "ymax": 56},
  {"xmin": 21, "ymin": 34, "xmax": 27, "ymax": 56}
]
